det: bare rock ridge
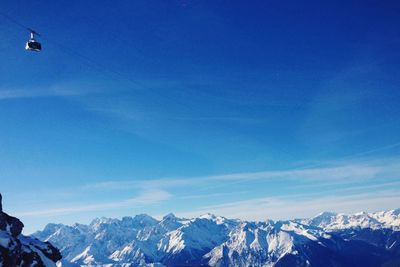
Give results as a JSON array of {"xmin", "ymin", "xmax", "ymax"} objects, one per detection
[{"xmin": 0, "ymin": 193, "xmax": 62, "ymax": 267}]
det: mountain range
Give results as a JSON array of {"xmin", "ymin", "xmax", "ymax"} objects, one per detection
[{"xmin": 33, "ymin": 209, "xmax": 400, "ymax": 267}]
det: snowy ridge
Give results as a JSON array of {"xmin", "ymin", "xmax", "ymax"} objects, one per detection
[
  {"xmin": 34, "ymin": 209, "xmax": 400, "ymax": 267},
  {"xmin": 301, "ymin": 209, "xmax": 400, "ymax": 231}
]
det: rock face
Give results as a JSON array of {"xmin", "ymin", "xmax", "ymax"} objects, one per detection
[
  {"xmin": 34, "ymin": 210, "xmax": 400, "ymax": 267},
  {"xmin": 0, "ymin": 193, "xmax": 62, "ymax": 267}
]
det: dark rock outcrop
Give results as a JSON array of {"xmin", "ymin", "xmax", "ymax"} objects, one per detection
[{"xmin": 0, "ymin": 193, "xmax": 62, "ymax": 266}]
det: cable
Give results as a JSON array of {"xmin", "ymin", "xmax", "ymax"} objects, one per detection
[
  {"xmin": 0, "ymin": 11, "xmax": 33, "ymax": 32},
  {"xmin": 43, "ymin": 36, "xmax": 153, "ymax": 92},
  {"xmin": 0, "ymin": 11, "xmax": 147, "ymax": 90},
  {"xmin": 0, "ymin": 11, "xmax": 189, "ymax": 108},
  {"xmin": 2, "ymin": 11, "xmax": 400, "ymax": 182}
]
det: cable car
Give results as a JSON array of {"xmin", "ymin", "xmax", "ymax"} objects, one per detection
[{"xmin": 25, "ymin": 30, "xmax": 41, "ymax": 52}]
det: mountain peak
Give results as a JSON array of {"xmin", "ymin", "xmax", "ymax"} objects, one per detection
[
  {"xmin": 90, "ymin": 216, "xmax": 117, "ymax": 227},
  {"xmin": 199, "ymin": 213, "xmax": 218, "ymax": 220},
  {"xmin": 163, "ymin": 212, "xmax": 177, "ymax": 220},
  {"xmin": 132, "ymin": 214, "xmax": 159, "ymax": 226},
  {"xmin": 133, "ymin": 213, "xmax": 157, "ymax": 221},
  {"xmin": 392, "ymin": 208, "xmax": 400, "ymax": 216},
  {"xmin": 315, "ymin": 211, "xmax": 337, "ymax": 218}
]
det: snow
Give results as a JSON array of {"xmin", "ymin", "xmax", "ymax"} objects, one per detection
[
  {"xmin": 0, "ymin": 229, "xmax": 60, "ymax": 266},
  {"xmin": 29, "ymin": 245, "xmax": 57, "ymax": 267},
  {"xmin": 71, "ymin": 246, "xmax": 96, "ymax": 264},
  {"xmin": 302, "ymin": 209, "xmax": 400, "ymax": 231},
  {"xmin": 0, "ymin": 231, "xmax": 11, "ymax": 249},
  {"xmin": 388, "ymin": 240, "xmax": 397, "ymax": 249},
  {"xmin": 0, "ymin": 237, "xmax": 9, "ymax": 248}
]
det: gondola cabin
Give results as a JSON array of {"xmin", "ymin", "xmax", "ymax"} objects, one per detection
[{"xmin": 25, "ymin": 31, "xmax": 41, "ymax": 52}]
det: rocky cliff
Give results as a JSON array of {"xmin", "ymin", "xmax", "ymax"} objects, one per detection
[{"xmin": 0, "ymin": 194, "xmax": 61, "ymax": 267}]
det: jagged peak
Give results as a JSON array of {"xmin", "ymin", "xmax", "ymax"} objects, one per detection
[
  {"xmin": 354, "ymin": 211, "xmax": 369, "ymax": 216},
  {"xmin": 196, "ymin": 213, "xmax": 230, "ymax": 226},
  {"xmin": 133, "ymin": 213, "xmax": 157, "ymax": 221},
  {"xmin": 198, "ymin": 213, "xmax": 222, "ymax": 221},
  {"xmin": 89, "ymin": 216, "xmax": 118, "ymax": 227},
  {"xmin": 314, "ymin": 211, "xmax": 337, "ymax": 218},
  {"xmin": 163, "ymin": 212, "xmax": 178, "ymax": 220},
  {"xmin": 194, "ymin": 212, "xmax": 227, "ymax": 221},
  {"xmin": 42, "ymin": 222, "xmax": 65, "ymax": 232},
  {"xmin": 392, "ymin": 208, "xmax": 400, "ymax": 215},
  {"xmin": 91, "ymin": 216, "xmax": 112, "ymax": 223}
]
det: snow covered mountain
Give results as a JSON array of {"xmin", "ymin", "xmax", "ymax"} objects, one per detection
[
  {"xmin": 0, "ymin": 194, "xmax": 61, "ymax": 267},
  {"xmin": 299, "ymin": 209, "xmax": 400, "ymax": 231},
  {"xmin": 34, "ymin": 209, "xmax": 400, "ymax": 267}
]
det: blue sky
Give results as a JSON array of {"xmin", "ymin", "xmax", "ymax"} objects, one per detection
[{"xmin": 1, "ymin": 0, "xmax": 400, "ymax": 233}]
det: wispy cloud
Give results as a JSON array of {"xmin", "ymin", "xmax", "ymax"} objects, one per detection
[
  {"xmin": 178, "ymin": 190, "xmax": 249, "ymax": 200},
  {"xmin": 15, "ymin": 189, "xmax": 171, "ymax": 217},
  {"xmin": 172, "ymin": 116, "xmax": 265, "ymax": 125},
  {"xmin": 81, "ymin": 177, "xmax": 195, "ymax": 190},
  {"xmin": 0, "ymin": 88, "xmax": 72, "ymax": 100},
  {"xmin": 0, "ymin": 81, "xmax": 103, "ymax": 100},
  {"xmin": 178, "ymin": 190, "xmax": 400, "ymax": 221},
  {"xmin": 82, "ymin": 159, "xmax": 398, "ymax": 191},
  {"xmin": 15, "ymin": 158, "xmax": 400, "ymax": 220}
]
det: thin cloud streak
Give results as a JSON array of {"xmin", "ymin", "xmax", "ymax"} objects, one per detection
[
  {"xmin": 183, "ymin": 180, "xmax": 400, "ymax": 203},
  {"xmin": 15, "ymin": 189, "xmax": 171, "ymax": 217},
  {"xmin": 0, "ymin": 88, "xmax": 74, "ymax": 100},
  {"xmin": 0, "ymin": 81, "xmax": 103, "ymax": 100},
  {"xmin": 21, "ymin": 159, "xmax": 398, "ymax": 220},
  {"xmin": 178, "ymin": 190, "xmax": 400, "ymax": 221},
  {"xmin": 178, "ymin": 190, "xmax": 250, "ymax": 200},
  {"xmin": 81, "ymin": 159, "xmax": 399, "ymax": 191}
]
